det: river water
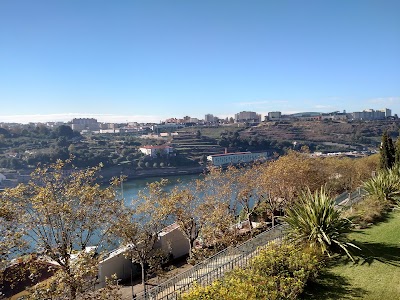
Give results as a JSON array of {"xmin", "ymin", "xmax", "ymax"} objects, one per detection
[{"xmin": 121, "ymin": 174, "xmax": 203, "ymax": 206}]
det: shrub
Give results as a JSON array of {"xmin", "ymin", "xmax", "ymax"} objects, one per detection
[
  {"xmin": 343, "ymin": 195, "xmax": 389, "ymax": 228},
  {"xmin": 363, "ymin": 167, "xmax": 400, "ymax": 205},
  {"xmin": 283, "ymin": 187, "xmax": 359, "ymax": 260},
  {"xmin": 180, "ymin": 242, "xmax": 321, "ymax": 300}
]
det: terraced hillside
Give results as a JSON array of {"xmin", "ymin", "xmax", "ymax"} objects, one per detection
[
  {"xmin": 171, "ymin": 131, "xmax": 225, "ymax": 162},
  {"xmin": 241, "ymin": 120, "xmax": 399, "ymax": 151}
]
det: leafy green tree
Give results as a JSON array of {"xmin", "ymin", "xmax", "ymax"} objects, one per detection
[
  {"xmin": 380, "ymin": 131, "xmax": 395, "ymax": 170},
  {"xmin": 56, "ymin": 125, "xmax": 74, "ymax": 138},
  {"xmin": 195, "ymin": 130, "xmax": 201, "ymax": 139}
]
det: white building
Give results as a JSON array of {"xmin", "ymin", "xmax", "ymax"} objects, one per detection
[
  {"xmin": 352, "ymin": 108, "xmax": 391, "ymax": 120},
  {"xmin": 207, "ymin": 151, "xmax": 269, "ymax": 166},
  {"xmin": 234, "ymin": 111, "xmax": 261, "ymax": 123},
  {"xmin": 97, "ymin": 223, "xmax": 190, "ymax": 288},
  {"xmin": 0, "ymin": 173, "xmax": 6, "ymax": 184},
  {"xmin": 139, "ymin": 145, "xmax": 174, "ymax": 157},
  {"xmin": 205, "ymin": 114, "xmax": 218, "ymax": 123},
  {"xmin": 152, "ymin": 123, "xmax": 184, "ymax": 131},
  {"xmin": 71, "ymin": 118, "xmax": 99, "ymax": 131},
  {"xmin": 267, "ymin": 111, "xmax": 281, "ymax": 121}
]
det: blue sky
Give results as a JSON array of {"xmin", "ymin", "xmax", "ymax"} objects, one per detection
[{"xmin": 0, "ymin": 0, "xmax": 399, "ymax": 123}]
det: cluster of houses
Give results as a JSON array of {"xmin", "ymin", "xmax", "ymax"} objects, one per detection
[
  {"xmin": 65, "ymin": 108, "xmax": 392, "ymax": 135},
  {"xmin": 0, "ymin": 107, "xmax": 393, "ymax": 138}
]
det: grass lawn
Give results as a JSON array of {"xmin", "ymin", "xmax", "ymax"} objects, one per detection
[{"xmin": 302, "ymin": 209, "xmax": 400, "ymax": 299}]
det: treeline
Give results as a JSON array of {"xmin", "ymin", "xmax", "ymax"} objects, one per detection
[{"xmin": 218, "ymin": 130, "xmax": 293, "ymax": 153}]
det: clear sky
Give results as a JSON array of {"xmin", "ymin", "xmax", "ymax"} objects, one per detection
[{"xmin": 0, "ymin": 0, "xmax": 399, "ymax": 123}]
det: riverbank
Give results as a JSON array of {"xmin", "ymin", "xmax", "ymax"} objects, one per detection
[{"xmin": 0, "ymin": 165, "xmax": 206, "ymax": 189}]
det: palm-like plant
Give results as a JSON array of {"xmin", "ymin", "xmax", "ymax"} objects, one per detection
[
  {"xmin": 363, "ymin": 168, "xmax": 400, "ymax": 204},
  {"xmin": 284, "ymin": 187, "xmax": 359, "ymax": 260}
]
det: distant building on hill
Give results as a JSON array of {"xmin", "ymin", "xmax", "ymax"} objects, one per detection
[
  {"xmin": 234, "ymin": 111, "xmax": 261, "ymax": 123},
  {"xmin": 205, "ymin": 113, "xmax": 219, "ymax": 124},
  {"xmin": 352, "ymin": 108, "xmax": 391, "ymax": 120},
  {"xmin": 139, "ymin": 145, "xmax": 174, "ymax": 157},
  {"xmin": 71, "ymin": 118, "xmax": 99, "ymax": 131},
  {"xmin": 207, "ymin": 151, "xmax": 269, "ymax": 167},
  {"xmin": 267, "ymin": 111, "xmax": 282, "ymax": 121}
]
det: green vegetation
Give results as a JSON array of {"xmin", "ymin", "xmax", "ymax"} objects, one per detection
[
  {"xmin": 0, "ymin": 148, "xmax": 387, "ymax": 299},
  {"xmin": 284, "ymin": 188, "xmax": 359, "ymax": 260},
  {"xmin": 180, "ymin": 242, "xmax": 322, "ymax": 300},
  {"xmin": 302, "ymin": 210, "xmax": 400, "ymax": 300},
  {"xmin": 0, "ymin": 121, "xmax": 398, "ymax": 173},
  {"xmin": 379, "ymin": 131, "xmax": 395, "ymax": 169}
]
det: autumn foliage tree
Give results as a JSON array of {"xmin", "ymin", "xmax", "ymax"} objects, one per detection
[
  {"xmin": 164, "ymin": 185, "xmax": 200, "ymax": 259},
  {"xmin": 112, "ymin": 180, "xmax": 171, "ymax": 297},
  {"xmin": 1, "ymin": 158, "xmax": 124, "ymax": 299}
]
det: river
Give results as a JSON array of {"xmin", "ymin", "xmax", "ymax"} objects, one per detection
[{"xmin": 121, "ymin": 174, "xmax": 203, "ymax": 206}]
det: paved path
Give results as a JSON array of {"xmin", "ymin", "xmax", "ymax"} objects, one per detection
[{"xmin": 119, "ymin": 263, "xmax": 193, "ymax": 300}]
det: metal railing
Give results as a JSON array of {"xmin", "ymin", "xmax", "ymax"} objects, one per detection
[
  {"xmin": 133, "ymin": 188, "xmax": 366, "ymax": 300},
  {"xmin": 336, "ymin": 187, "xmax": 367, "ymax": 208},
  {"xmin": 134, "ymin": 225, "xmax": 285, "ymax": 300}
]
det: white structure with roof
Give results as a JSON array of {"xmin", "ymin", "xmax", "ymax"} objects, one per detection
[
  {"xmin": 97, "ymin": 223, "xmax": 189, "ymax": 287},
  {"xmin": 207, "ymin": 151, "xmax": 269, "ymax": 166},
  {"xmin": 139, "ymin": 145, "xmax": 174, "ymax": 157},
  {"xmin": 0, "ymin": 173, "xmax": 6, "ymax": 183},
  {"xmin": 234, "ymin": 111, "xmax": 261, "ymax": 123}
]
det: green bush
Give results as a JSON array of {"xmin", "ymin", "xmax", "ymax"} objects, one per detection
[
  {"xmin": 343, "ymin": 195, "xmax": 389, "ymax": 228},
  {"xmin": 364, "ymin": 167, "xmax": 400, "ymax": 205},
  {"xmin": 180, "ymin": 242, "xmax": 321, "ymax": 300}
]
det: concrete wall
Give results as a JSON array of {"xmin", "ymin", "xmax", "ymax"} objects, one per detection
[
  {"xmin": 97, "ymin": 225, "xmax": 190, "ymax": 288},
  {"xmin": 98, "ymin": 249, "xmax": 136, "ymax": 288},
  {"xmin": 155, "ymin": 225, "xmax": 190, "ymax": 259}
]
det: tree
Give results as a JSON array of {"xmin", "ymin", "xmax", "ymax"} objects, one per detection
[
  {"xmin": 56, "ymin": 125, "xmax": 74, "ymax": 138},
  {"xmin": 257, "ymin": 151, "xmax": 329, "ymax": 206},
  {"xmin": 2, "ymin": 158, "xmax": 123, "ymax": 299},
  {"xmin": 195, "ymin": 130, "xmax": 201, "ymax": 139},
  {"xmin": 195, "ymin": 167, "xmax": 237, "ymax": 250},
  {"xmin": 112, "ymin": 180, "xmax": 170, "ymax": 297},
  {"xmin": 0, "ymin": 197, "xmax": 26, "ymax": 287},
  {"xmin": 164, "ymin": 186, "xmax": 200, "ymax": 259},
  {"xmin": 230, "ymin": 166, "xmax": 261, "ymax": 231},
  {"xmin": 380, "ymin": 131, "xmax": 395, "ymax": 170}
]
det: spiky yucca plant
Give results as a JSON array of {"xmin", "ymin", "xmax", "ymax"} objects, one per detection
[
  {"xmin": 364, "ymin": 167, "xmax": 400, "ymax": 204},
  {"xmin": 284, "ymin": 187, "xmax": 359, "ymax": 260}
]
